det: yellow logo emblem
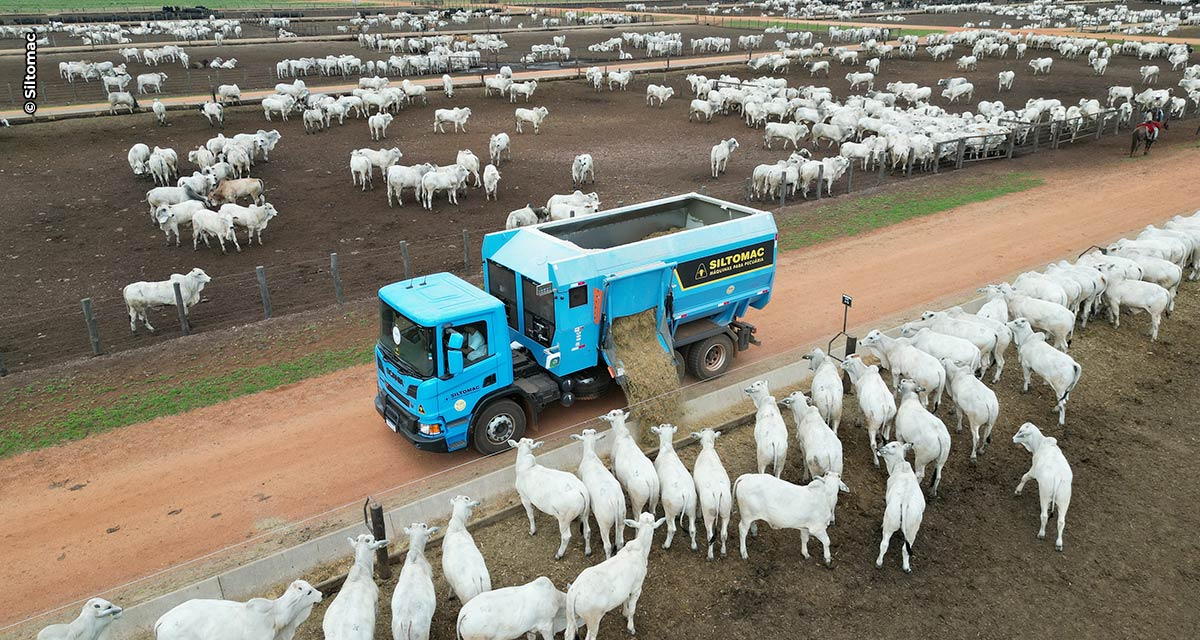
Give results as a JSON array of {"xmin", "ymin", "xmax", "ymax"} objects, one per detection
[
  {"xmin": 454, "ymin": 399, "xmax": 467, "ymax": 412},
  {"xmin": 695, "ymin": 264, "xmax": 707, "ymax": 280}
]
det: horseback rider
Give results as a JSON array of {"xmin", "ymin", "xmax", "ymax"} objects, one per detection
[{"xmin": 1143, "ymin": 104, "xmax": 1168, "ymax": 141}]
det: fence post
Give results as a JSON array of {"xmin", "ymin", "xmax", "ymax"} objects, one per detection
[
  {"xmin": 172, "ymin": 283, "xmax": 190, "ymax": 336},
  {"xmin": 744, "ymin": 177, "xmax": 751, "ymax": 202},
  {"xmin": 1033, "ymin": 123, "xmax": 1040, "ymax": 152},
  {"xmin": 933, "ymin": 142, "xmax": 941, "ymax": 174},
  {"xmin": 80, "ymin": 298, "xmax": 103, "ymax": 355},
  {"xmin": 1051, "ymin": 121, "xmax": 1060, "ymax": 149},
  {"xmin": 779, "ymin": 181, "xmax": 785, "ymax": 206},
  {"xmin": 0, "ymin": 352, "xmax": 6, "ymax": 377},
  {"xmin": 1006, "ymin": 133, "xmax": 1015, "ymax": 159},
  {"xmin": 1095, "ymin": 116, "xmax": 1103, "ymax": 140},
  {"xmin": 401, "ymin": 241, "xmax": 410, "ymax": 280},
  {"xmin": 816, "ymin": 165, "xmax": 825, "ymax": 198},
  {"xmin": 846, "ymin": 161, "xmax": 854, "ymax": 194},
  {"xmin": 878, "ymin": 152, "xmax": 886, "ymax": 183},
  {"xmin": 256, "ymin": 265, "xmax": 272, "ymax": 319},
  {"xmin": 905, "ymin": 147, "xmax": 915, "ymax": 177},
  {"xmin": 462, "ymin": 229, "xmax": 471, "ymax": 272},
  {"xmin": 366, "ymin": 497, "xmax": 391, "ymax": 580},
  {"xmin": 330, "ymin": 252, "xmax": 344, "ymax": 305},
  {"xmin": 955, "ymin": 138, "xmax": 967, "ymax": 170}
]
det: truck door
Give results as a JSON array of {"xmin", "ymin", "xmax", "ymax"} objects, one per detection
[
  {"xmin": 438, "ymin": 319, "xmax": 502, "ymax": 449},
  {"xmin": 599, "ymin": 261, "xmax": 675, "ymax": 374}
]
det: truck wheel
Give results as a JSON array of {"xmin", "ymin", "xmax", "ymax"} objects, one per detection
[
  {"xmin": 674, "ymin": 350, "xmax": 687, "ymax": 382},
  {"xmin": 472, "ymin": 399, "xmax": 527, "ymax": 455},
  {"xmin": 687, "ymin": 335, "xmax": 734, "ymax": 380}
]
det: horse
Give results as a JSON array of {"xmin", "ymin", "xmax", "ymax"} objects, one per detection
[{"xmin": 1130, "ymin": 122, "xmax": 1157, "ymax": 156}]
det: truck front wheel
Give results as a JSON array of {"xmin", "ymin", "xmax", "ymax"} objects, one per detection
[
  {"xmin": 471, "ymin": 399, "xmax": 527, "ymax": 454},
  {"xmin": 687, "ymin": 335, "xmax": 734, "ymax": 380}
]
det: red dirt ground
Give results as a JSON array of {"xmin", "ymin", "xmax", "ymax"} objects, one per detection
[{"xmin": 3, "ymin": 130, "xmax": 1200, "ymax": 630}]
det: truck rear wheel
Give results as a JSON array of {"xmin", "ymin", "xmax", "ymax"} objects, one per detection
[
  {"xmin": 687, "ymin": 335, "xmax": 734, "ymax": 380},
  {"xmin": 471, "ymin": 399, "xmax": 527, "ymax": 455}
]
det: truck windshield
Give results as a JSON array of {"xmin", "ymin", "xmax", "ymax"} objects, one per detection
[{"xmin": 379, "ymin": 303, "xmax": 435, "ymax": 378}]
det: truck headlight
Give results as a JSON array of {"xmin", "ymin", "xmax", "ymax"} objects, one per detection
[{"xmin": 418, "ymin": 422, "xmax": 442, "ymax": 436}]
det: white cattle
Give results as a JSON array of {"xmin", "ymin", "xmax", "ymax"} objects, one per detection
[
  {"xmin": 154, "ymin": 581, "xmax": 321, "ymax": 640},
  {"xmin": 108, "ymin": 91, "xmax": 138, "ymax": 114},
  {"xmin": 322, "ymin": 535, "xmax": 388, "ymax": 640},
  {"xmin": 873, "ymin": 441, "xmax": 925, "ymax": 573},
  {"xmin": 455, "ymin": 577, "xmax": 570, "ymax": 640},
  {"xmin": 368, "ymin": 112, "xmax": 392, "ymax": 140},
  {"xmin": 858, "ymin": 329, "xmax": 946, "ymax": 410},
  {"xmin": 649, "ymin": 424, "xmax": 698, "ymax": 550},
  {"xmin": 386, "ymin": 163, "xmax": 435, "ymax": 207},
  {"xmin": 941, "ymin": 358, "xmax": 999, "ymax": 461},
  {"xmin": 998, "ymin": 70, "xmax": 1015, "ymax": 91},
  {"xmin": 893, "ymin": 379, "xmax": 951, "ymax": 497},
  {"xmin": 514, "ymin": 106, "xmax": 549, "ymax": 134},
  {"xmin": 128, "ymin": 143, "xmax": 151, "ymax": 175},
  {"xmin": 509, "ymin": 438, "xmax": 591, "ymax": 559},
  {"xmin": 744, "ymin": 380, "xmax": 788, "ymax": 477},
  {"xmin": 136, "ymin": 72, "xmax": 167, "ymax": 93},
  {"xmin": 191, "ymin": 209, "xmax": 240, "ymax": 253},
  {"xmin": 564, "ymin": 513, "xmax": 665, "ymax": 640},
  {"xmin": 37, "ymin": 599, "xmax": 122, "ymax": 640},
  {"xmin": 434, "ymin": 107, "xmax": 472, "ymax": 133},
  {"xmin": 842, "ymin": 354, "xmax": 896, "ymax": 468},
  {"xmin": 505, "ymin": 205, "xmax": 550, "ymax": 229},
  {"xmin": 710, "ymin": 138, "xmax": 739, "ymax": 177},
  {"xmin": 441, "ymin": 496, "xmax": 490, "ymax": 604},
  {"xmin": 390, "ymin": 524, "xmax": 438, "ymax": 640},
  {"xmin": 570, "ymin": 429, "xmax": 626, "ymax": 559},
  {"xmin": 689, "ymin": 428, "xmax": 731, "ymax": 560},
  {"xmin": 488, "ymin": 133, "xmax": 511, "ymax": 165},
  {"xmin": 457, "ymin": 149, "xmax": 482, "ymax": 188},
  {"xmin": 222, "ymin": 202, "xmax": 277, "ymax": 245},
  {"xmin": 201, "ymin": 101, "xmax": 224, "ymax": 127},
  {"xmin": 571, "ymin": 153, "xmax": 594, "ymax": 188},
  {"xmin": 1028, "ymin": 57, "xmax": 1053, "ymax": 75},
  {"xmin": 734, "ymin": 472, "xmax": 846, "ymax": 563},
  {"xmin": 597, "ymin": 409, "xmax": 660, "ymax": 517},
  {"xmin": 1012, "ymin": 423, "xmax": 1073, "ymax": 551},
  {"xmin": 1007, "ymin": 319, "xmax": 1081, "ymax": 427},
  {"xmin": 646, "ymin": 84, "xmax": 674, "ymax": 107},
  {"xmin": 483, "ymin": 164, "xmax": 500, "ymax": 201}
]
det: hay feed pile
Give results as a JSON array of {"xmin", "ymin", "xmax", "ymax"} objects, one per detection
[
  {"xmin": 611, "ymin": 309, "xmax": 683, "ymax": 444},
  {"xmin": 641, "ymin": 226, "xmax": 684, "ymax": 241}
]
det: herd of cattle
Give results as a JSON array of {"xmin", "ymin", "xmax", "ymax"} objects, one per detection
[{"xmin": 42, "ymin": 203, "xmax": 1200, "ymax": 639}]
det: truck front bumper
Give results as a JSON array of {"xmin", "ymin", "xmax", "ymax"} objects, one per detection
[{"xmin": 375, "ymin": 391, "xmax": 449, "ymax": 453}]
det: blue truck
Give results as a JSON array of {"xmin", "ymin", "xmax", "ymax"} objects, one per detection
[{"xmin": 374, "ymin": 193, "xmax": 778, "ymax": 453}]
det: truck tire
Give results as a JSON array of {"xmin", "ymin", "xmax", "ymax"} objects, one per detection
[
  {"xmin": 687, "ymin": 334, "xmax": 734, "ymax": 380},
  {"xmin": 471, "ymin": 399, "xmax": 527, "ymax": 455},
  {"xmin": 675, "ymin": 350, "xmax": 687, "ymax": 382}
]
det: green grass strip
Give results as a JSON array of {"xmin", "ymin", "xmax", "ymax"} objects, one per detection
[
  {"xmin": 0, "ymin": 344, "xmax": 374, "ymax": 458},
  {"xmin": 777, "ymin": 172, "xmax": 1044, "ymax": 252}
]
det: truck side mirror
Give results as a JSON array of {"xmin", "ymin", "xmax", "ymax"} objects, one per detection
[{"xmin": 447, "ymin": 350, "xmax": 464, "ymax": 375}]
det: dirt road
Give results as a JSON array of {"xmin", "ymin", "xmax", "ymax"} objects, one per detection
[{"xmin": 4, "ymin": 140, "xmax": 1200, "ymax": 629}]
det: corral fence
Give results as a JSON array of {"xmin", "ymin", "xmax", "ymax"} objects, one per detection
[{"xmin": 0, "ymin": 228, "xmax": 484, "ymax": 376}]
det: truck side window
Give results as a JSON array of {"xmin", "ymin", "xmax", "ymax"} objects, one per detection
[
  {"xmin": 445, "ymin": 322, "xmax": 489, "ymax": 366},
  {"xmin": 569, "ymin": 285, "xmax": 588, "ymax": 308},
  {"xmin": 486, "ymin": 261, "xmax": 520, "ymax": 331}
]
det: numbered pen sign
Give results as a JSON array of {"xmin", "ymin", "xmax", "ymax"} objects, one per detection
[{"xmin": 842, "ymin": 294, "xmax": 853, "ymax": 307}]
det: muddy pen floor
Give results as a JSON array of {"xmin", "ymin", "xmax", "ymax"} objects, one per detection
[{"xmin": 287, "ymin": 281, "xmax": 1200, "ymax": 639}]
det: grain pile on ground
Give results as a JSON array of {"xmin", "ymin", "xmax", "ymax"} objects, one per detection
[{"xmin": 611, "ymin": 309, "xmax": 683, "ymax": 444}]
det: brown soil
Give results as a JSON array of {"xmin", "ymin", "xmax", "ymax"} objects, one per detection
[
  {"xmin": 288, "ymin": 280, "xmax": 1200, "ymax": 640},
  {"xmin": 5, "ymin": 136, "xmax": 1200, "ymax": 631}
]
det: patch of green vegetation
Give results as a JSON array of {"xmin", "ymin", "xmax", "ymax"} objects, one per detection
[
  {"xmin": 0, "ymin": 344, "xmax": 374, "ymax": 458},
  {"xmin": 777, "ymin": 172, "xmax": 1044, "ymax": 251}
]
